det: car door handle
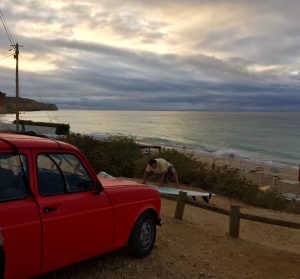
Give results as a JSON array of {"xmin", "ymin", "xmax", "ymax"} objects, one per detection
[{"xmin": 43, "ymin": 206, "xmax": 58, "ymax": 213}]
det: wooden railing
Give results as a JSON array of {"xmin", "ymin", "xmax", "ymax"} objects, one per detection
[{"xmin": 161, "ymin": 191, "xmax": 300, "ymax": 238}]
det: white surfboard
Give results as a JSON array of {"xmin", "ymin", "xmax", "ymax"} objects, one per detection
[
  {"xmin": 96, "ymin": 171, "xmax": 214, "ymax": 201},
  {"xmin": 153, "ymin": 186, "xmax": 213, "ymax": 197}
]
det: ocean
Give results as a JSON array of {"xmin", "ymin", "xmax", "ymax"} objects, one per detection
[{"xmin": 0, "ymin": 110, "xmax": 299, "ymax": 168}]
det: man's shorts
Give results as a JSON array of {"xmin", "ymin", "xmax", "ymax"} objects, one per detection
[{"xmin": 166, "ymin": 165, "xmax": 175, "ymax": 177}]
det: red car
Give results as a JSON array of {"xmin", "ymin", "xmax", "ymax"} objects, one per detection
[{"xmin": 0, "ymin": 133, "xmax": 161, "ymax": 279}]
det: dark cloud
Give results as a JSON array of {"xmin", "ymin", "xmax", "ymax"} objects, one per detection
[{"xmin": 0, "ymin": 0, "xmax": 299, "ymax": 111}]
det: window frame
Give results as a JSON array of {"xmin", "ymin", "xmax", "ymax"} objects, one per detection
[
  {"xmin": 36, "ymin": 152, "xmax": 94, "ymax": 197},
  {"xmin": 0, "ymin": 152, "xmax": 30, "ymax": 203}
]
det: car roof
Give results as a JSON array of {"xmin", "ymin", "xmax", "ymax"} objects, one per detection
[{"xmin": 0, "ymin": 133, "xmax": 77, "ymax": 151}]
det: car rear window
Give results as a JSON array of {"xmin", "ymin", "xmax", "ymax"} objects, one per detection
[{"xmin": 0, "ymin": 153, "xmax": 29, "ymax": 202}]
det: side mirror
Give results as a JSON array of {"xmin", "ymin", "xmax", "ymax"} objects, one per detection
[{"xmin": 94, "ymin": 180, "xmax": 102, "ymax": 195}]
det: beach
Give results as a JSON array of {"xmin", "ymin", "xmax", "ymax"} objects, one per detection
[
  {"xmin": 193, "ymin": 150, "xmax": 300, "ymax": 194},
  {"xmin": 138, "ymin": 138, "xmax": 300, "ymax": 196},
  {"xmin": 1, "ymin": 111, "xmax": 299, "ymax": 196},
  {"xmin": 1, "ymin": 119, "xmax": 300, "ymax": 278}
]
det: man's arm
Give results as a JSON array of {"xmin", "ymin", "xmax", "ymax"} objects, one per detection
[
  {"xmin": 159, "ymin": 173, "xmax": 166, "ymax": 186},
  {"xmin": 142, "ymin": 171, "xmax": 149, "ymax": 184}
]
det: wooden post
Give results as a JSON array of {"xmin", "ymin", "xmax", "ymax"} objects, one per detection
[
  {"xmin": 174, "ymin": 191, "xmax": 187, "ymax": 220},
  {"xmin": 15, "ymin": 42, "xmax": 20, "ymax": 132},
  {"xmin": 229, "ymin": 205, "xmax": 240, "ymax": 238}
]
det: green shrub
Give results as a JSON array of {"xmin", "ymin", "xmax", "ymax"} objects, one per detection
[
  {"xmin": 59, "ymin": 133, "xmax": 299, "ymax": 213},
  {"xmin": 103, "ymin": 135, "xmax": 142, "ymax": 177},
  {"xmin": 134, "ymin": 149, "xmax": 208, "ymax": 184},
  {"xmin": 14, "ymin": 120, "xmax": 70, "ymax": 135},
  {"xmin": 59, "ymin": 133, "xmax": 107, "ymax": 172},
  {"xmin": 59, "ymin": 133, "xmax": 142, "ymax": 177},
  {"xmin": 134, "ymin": 148, "xmax": 299, "ymax": 213}
]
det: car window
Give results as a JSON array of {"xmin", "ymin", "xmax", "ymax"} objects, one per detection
[
  {"xmin": 37, "ymin": 153, "xmax": 93, "ymax": 196},
  {"xmin": 0, "ymin": 153, "xmax": 29, "ymax": 202},
  {"xmin": 37, "ymin": 154, "xmax": 66, "ymax": 196},
  {"xmin": 51, "ymin": 153, "xmax": 93, "ymax": 193}
]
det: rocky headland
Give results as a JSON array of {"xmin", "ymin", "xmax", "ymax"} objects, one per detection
[{"xmin": 0, "ymin": 91, "xmax": 58, "ymax": 113}]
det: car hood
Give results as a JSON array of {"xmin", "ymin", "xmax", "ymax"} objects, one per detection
[
  {"xmin": 98, "ymin": 176, "xmax": 160, "ymax": 206},
  {"xmin": 98, "ymin": 177, "xmax": 143, "ymax": 189}
]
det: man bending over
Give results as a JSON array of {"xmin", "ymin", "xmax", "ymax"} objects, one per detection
[{"xmin": 142, "ymin": 158, "xmax": 179, "ymax": 187}]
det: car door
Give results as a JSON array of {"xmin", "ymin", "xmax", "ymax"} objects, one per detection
[
  {"xmin": 0, "ymin": 150, "xmax": 41, "ymax": 279},
  {"xmin": 32, "ymin": 150, "xmax": 114, "ymax": 272}
]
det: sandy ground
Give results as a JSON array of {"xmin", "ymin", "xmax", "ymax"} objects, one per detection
[
  {"xmin": 42, "ymin": 196, "xmax": 300, "ymax": 279},
  {"xmin": 193, "ymin": 151, "xmax": 300, "ymax": 194}
]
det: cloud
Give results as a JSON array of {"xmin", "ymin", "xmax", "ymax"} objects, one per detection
[{"xmin": 0, "ymin": 0, "xmax": 299, "ymax": 111}]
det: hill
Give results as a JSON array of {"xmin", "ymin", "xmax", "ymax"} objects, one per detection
[{"xmin": 0, "ymin": 91, "xmax": 58, "ymax": 113}]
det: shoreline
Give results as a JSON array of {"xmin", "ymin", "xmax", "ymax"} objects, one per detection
[
  {"xmin": 137, "ymin": 139, "xmax": 300, "ymax": 195},
  {"xmin": 138, "ymin": 138, "xmax": 298, "ymax": 175},
  {"xmin": 1, "ymin": 121, "xmax": 299, "ymax": 193},
  {"xmin": 136, "ymin": 137, "xmax": 299, "ymax": 170}
]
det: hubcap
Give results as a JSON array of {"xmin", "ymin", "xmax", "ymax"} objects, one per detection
[{"xmin": 140, "ymin": 221, "xmax": 153, "ymax": 250}]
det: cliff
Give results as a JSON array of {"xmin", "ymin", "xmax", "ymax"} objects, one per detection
[{"xmin": 0, "ymin": 91, "xmax": 58, "ymax": 113}]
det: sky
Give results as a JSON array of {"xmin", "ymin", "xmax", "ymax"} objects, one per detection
[{"xmin": 0, "ymin": 0, "xmax": 300, "ymax": 111}]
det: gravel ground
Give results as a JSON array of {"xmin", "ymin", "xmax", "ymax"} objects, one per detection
[{"xmin": 42, "ymin": 197, "xmax": 300, "ymax": 279}]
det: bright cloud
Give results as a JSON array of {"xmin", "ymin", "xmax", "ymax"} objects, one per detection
[{"xmin": 0, "ymin": 0, "xmax": 299, "ymax": 111}]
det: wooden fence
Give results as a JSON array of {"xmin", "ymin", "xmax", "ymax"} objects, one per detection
[{"xmin": 161, "ymin": 191, "xmax": 300, "ymax": 238}]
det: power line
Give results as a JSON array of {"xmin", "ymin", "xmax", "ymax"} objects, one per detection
[
  {"xmin": 0, "ymin": 53, "xmax": 13, "ymax": 61},
  {"xmin": 0, "ymin": 9, "xmax": 15, "ymax": 45},
  {"xmin": 24, "ymin": 71, "xmax": 55, "ymax": 123},
  {"xmin": 0, "ymin": 48, "xmax": 12, "ymax": 56},
  {"xmin": 2, "ymin": 14, "xmax": 15, "ymax": 44}
]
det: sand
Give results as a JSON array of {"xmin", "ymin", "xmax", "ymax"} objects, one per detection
[
  {"xmin": 192, "ymin": 151, "xmax": 300, "ymax": 195},
  {"xmin": 42, "ymin": 197, "xmax": 300, "ymax": 279}
]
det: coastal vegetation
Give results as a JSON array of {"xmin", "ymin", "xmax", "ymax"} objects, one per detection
[
  {"xmin": 60, "ymin": 133, "xmax": 140, "ymax": 176},
  {"xmin": 14, "ymin": 120, "xmax": 70, "ymax": 135},
  {"xmin": 60, "ymin": 133, "xmax": 300, "ymax": 213}
]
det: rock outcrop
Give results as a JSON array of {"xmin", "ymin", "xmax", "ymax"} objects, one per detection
[{"xmin": 0, "ymin": 91, "xmax": 58, "ymax": 113}]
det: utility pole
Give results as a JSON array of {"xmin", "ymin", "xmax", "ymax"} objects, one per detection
[
  {"xmin": 1, "ymin": 10, "xmax": 22, "ymax": 132},
  {"xmin": 13, "ymin": 42, "xmax": 20, "ymax": 132}
]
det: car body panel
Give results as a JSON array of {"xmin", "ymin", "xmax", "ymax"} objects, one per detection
[
  {"xmin": 100, "ymin": 178, "xmax": 161, "ymax": 249},
  {"xmin": 0, "ymin": 149, "xmax": 41, "ymax": 279},
  {"xmin": 31, "ymin": 149, "xmax": 115, "ymax": 273},
  {"xmin": 0, "ymin": 134, "xmax": 161, "ymax": 278},
  {"xmin": 36, "ymin": 191, "xmax": 114, "ymax": 273}
]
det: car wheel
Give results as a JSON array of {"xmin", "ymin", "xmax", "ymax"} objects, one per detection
[
  {"xmin": 0, "ymin": 248, "xmax": 5, "ymax": 279},
  {"xmin": 129, "ymin": 212, "xmax": 156, "ymax": 258}
]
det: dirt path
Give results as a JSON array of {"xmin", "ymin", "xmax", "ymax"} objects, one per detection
[{"xmin": 42, "ymin": 198, "xmax": 300, "ymax": 279}]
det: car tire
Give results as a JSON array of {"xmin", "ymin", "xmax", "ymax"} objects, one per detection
[
  {"xmin": 129, "ymin": 212, "xmax": 156, "ymax": 258},
  {"xmin": 0, "ymin": 248, "xmax": 5, "ymax": 279}
]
